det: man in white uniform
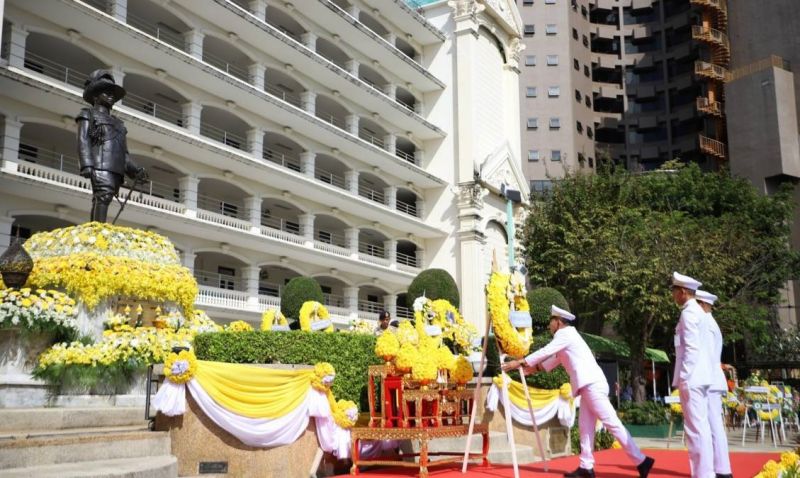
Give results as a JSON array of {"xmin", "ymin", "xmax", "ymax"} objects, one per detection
[
  {"xmin": 502, "ymin": 305, "xmax": 654, "ymax": 478},
  {"xmin": 696, "ymin": 290, "xmax": 732, "ymax": 478},
  {"xmin": 671, "ymin": 272, "xmax": 714, "ymax": 478}
]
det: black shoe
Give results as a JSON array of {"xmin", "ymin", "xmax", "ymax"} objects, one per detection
[
  {"xmin": 716, "ymin": 475, "xmax": 733, "ymax": 478},
  {"xmin": 564, "ymin": 468, "xmax": 595, "ymax": 478},
  {"xmin": 637, "ymin": 457, "xmax": 655, "ymax": 478}
]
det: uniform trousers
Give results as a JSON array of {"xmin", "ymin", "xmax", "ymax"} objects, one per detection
[
  {"xmin": 679, "ymin": 384, "xmax": 714, "ymax": 478},
  {"xmin": 578, "ymin": 381, "xmax": 645, "ymax": 469},
  {"xmin": 708, "ymin": 390, "xmax": 731, "ymax": 475}
]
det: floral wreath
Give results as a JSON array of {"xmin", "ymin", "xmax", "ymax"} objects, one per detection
[
  {"xmin": 299, "ymin": 301, "xmax": 333, "ymax": 333},
  {"xmin": 260, "ymin": 309, "xmax": 287, "ymax": 331},
  {"xmin": 487, "ymin": 271, "xmax": 532, "ymax": 358},
  {"xmin": 164, "ymin": 349, "xmax": 198, "ymax": 384}
]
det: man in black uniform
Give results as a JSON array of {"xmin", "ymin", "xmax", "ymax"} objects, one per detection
[{"xmin": 76, "ymin": 69, "xmax": 147, "ymax": 222}]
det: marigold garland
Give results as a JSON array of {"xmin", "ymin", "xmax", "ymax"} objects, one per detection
[
  {"xmin": 328, "ymin": 394, "xmax": 358, "ymax": 429},
  {"xmin": 226, "ymin": 320, "xmax": 254, "ymax": 332},
  {"xmin": 260, "ymin": 309, "xmax": 287, "ymax": 331},
  {"xmin": 164, "ymin": 349, "xmax": 198, "ymax": 384},
  {"xmin": 299, "ymin": 301, "xmax": 333, "ymax": 333},
  {"xmin": 374, "ymin": 331, "xmax": 400, "ymax": 360},
  {"xmin": 487, "ymin": 271, "xmax": 532, "ymax": 358},
  {"xmin": 311, "ymin": 362, "xmax": 336, "ymax": 391}
]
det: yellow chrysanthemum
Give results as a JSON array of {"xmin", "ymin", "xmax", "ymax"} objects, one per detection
[
  {"xmin": 311, "ymin": 362, "xmax": 336, "ymax": 392},
  {"xmin": 375, "ymin": 331, "xmax": 400, "ymax": 360},
  {"xmin": 487, "ymin": 271, "xmax": 532, "ymax": 358},
  {"xmin": 260, "ymin": 309, "xmax": 287, "ymax": 331},
  {"xmin": 396, "ymin": 320, "xmax": 419, "ymax": 346},
  {"xmin": 411, "ymin": 353, "xmax": 437, "ymax": 383},
  {"xmin": 226, "ymin": 320, "xmax": 254, "ymax": 332},
  {"xmin": 452, "ymin": 355, "xmax": 474, "ymax": 384},
  {"xmin": 299, "ymin": 301, "xmax": 333, "ymax": 333},
  {"xmin": 395, "ymin": 343, "xmax": 417, "ymax": 372}
]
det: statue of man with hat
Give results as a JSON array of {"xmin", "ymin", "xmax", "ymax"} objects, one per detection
[{"xmin": 76, "ymin": 69, "xmax": 147, "ymax": 223}]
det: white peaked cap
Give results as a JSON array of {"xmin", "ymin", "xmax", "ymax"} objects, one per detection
[
  {"xmin": 672, "ymin": 271, "xmax": 702, "ymax": 291},
  {"xmin": 695, "ymin": 290, "xmax": 718, "ymax": 305},
  {"xmin": 551, "ymin": 305, "xmax": 576, "ymax": 321}
]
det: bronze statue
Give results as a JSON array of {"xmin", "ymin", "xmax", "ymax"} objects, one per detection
[{"xmin": 76, "ymin": 69, "xmax": 147, "ymax": 223}]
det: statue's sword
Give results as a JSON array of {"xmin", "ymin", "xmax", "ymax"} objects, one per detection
[{"xmin": 112, "ymin": 177, "xmax": 142, "ymax": 225}]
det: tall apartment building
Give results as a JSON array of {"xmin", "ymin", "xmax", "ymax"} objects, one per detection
[
  {"xmin": 520, "ymin": 0, "xmax": 731, "ymax": 184},
  {"xmin": 725, "ymin": 0, "xmax": 800, "ymax": 328},
  {"xmin": 518, "ymin": 0, "xmax": 596, "ymax": 193},
  {"xmin": 0, "ymin": 0, "xmax": 528, "ymax": 330}
]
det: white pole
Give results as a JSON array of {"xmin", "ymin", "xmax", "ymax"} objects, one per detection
[{"xmin": 652, "ymin": 360, "xmax": 657, "ymax": 400}]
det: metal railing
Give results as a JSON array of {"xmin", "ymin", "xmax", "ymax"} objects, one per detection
[
  {"xmin": 359, "ymin": 128, "xmax": 385, "ymax": 148},
  {"xmin": 696, "ymin": 97, "xmax": 723, "ymax": 117},
  {"xmin": 395, "ymin": 97, "xmax": 416, "ymax": 112},
  {"xmin": 197, "ymin": 193, "xmax": 244, "ymax": 218},
  {"xmin": 258, "ymin": 281, "xmax": 282, "ymax": 297},
  {"xmin": 694, "ymin": 60, "xmax": 728, "ymax": 81},
  {"xmin": 202, "ymin": 49, "xmax": 250, "ymax": 82},
  {"xmin": 123, "ymin": 91, "xmax": 185, "ymax": 126},
  {"xmin": 396, "ymin": 199, "xmax": 418, "ymax": 217},
  {"xmin": 691, "ymin": 25, "xmax": 730, "ymax": 51},
  {"xmin": 358, "ymin": 242, "xmax": 386, "ymax": 258},
  {"xmin": 315, "ymin": 231, "xmax": 347, "ymax": 249},
  {"xmin": 699, "ymin": 135, "xmax": 727, "ymax": 159},
  {"xmin": 315, "ymin": 167, "xmax": 347, "ymax": 189},
  {"xmin": 262, "ymin": 147, "xmax": 302, "ymax": 172},
  {"xmin": 396, "ymin": 251, "xmax": 418, "ymax": 267},
  {"xmin": 396, "ymin": 306, "xmax": 413, "ymax": 319},
  {"xmin": 315, "ymin": 109, "xmax": 347, "ymax": 130},
  {"xmin": 358, "ymin": 184, "xmax": 386, "ymax": 205},
  {"xmin": 264, "ymin": 83, "xmax": 302, "ymax": 108},
  {"xmin": 324, "ymin": 293, "xmax": 346, "ymax": 308},
  {"xmin": 261, "ymin": 216, "xmax": 301, "ymax": 235},
  {"xmin": 395, "ymin": 148, "xmax": 416, "ymax": 164},
  {"xmin": 194, "ymin": 269, "xmax": 242, "ymax": 291},
  {"xmin": 199, "ymin": 122, "xmax": 248, "ymax": 151},
  {"xmin": 125, "ymin": 10, "xmax": 186, "ymax": 51},
  {"xmin": 20, "ymin": 50, "xmax": 89, "ymax": 90},
  {"xmin": 358, "ymin": 300, "xmax": 384, "ymax": 314}
]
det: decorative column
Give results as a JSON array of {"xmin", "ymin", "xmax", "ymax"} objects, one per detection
[
  {"xmin": 344, "ymin": 286, "xmax": 359, "ymax": 315},
  {"xmin": 345, "ymin": 170, "xmax": 359, "ymax": 195},
  {"xmin": 110, "ymin": 0, "xmax": 127, "ymax": 22},
  {"xmin": 457, "ymin": 182, "xmax": 487, "ymax": 331},
  {"xmin": 347, "ymin": 6, "xmax": 360, "ymax": 18},
  {"xmin": 181, "ymin": 101, "xmax": 202, "ymax": 134},
  {"xmin": 300, "ymin": 91, "xmax": 316, "ymax": 115},
  {"xmin": 299, "ymin": 213, "xmax": 315, "ymax": 245},
  {"xmin": 243, "ymin": 265, "xmax": 261, "ymax": 307},
  {"xmin": 345, "ymin": 59, "xmax": 359, "ymax": 77},
  {"xmin": 345, "ymin": 227, "xmax": 359, "ymax": 256},
  {"xmin": 249, "ymin": 0, "xmax": 267, "ymax": 20},
  {"xmin": 345, "ymin": 114, "xmax": 359, "ymax": 136},
  {"xmin": 247, "ymin": 127, "xmax": 264, "ymax": 158},
  {"xmin": 383, "ymin": 33, "xmax": 396, "ymax": 46},
  {"xmin": 244, "ymin": 196, "xmax": 262, "ymax": 232},
  {"xmin": 383, "ymin": 133, "xmax": 396, "ymax": 154},
  {"xmin": 0, "ymin": 216, "xmax": 14, "ymax": 256},
  {"xmin": 300, "ymin": 151, "xmax": 316, "ymax": 178},
  {"xmin": 181, "ymin": 249, "xmax": 196, "ymax": 272},
  {"xmin": 413, "ymin": 149, "xmax": 424, "ymax": 165},
  {"xmin": 249, "ymin": 63, "xmax": 265, "ymax": 90},
  {"xmin": 384, "ymin": 238, "xmax": 397, "ymax": 265},
  {"xmin": 300, "ymin": 32, "xmax": 317, "ymax": 51},
  {"xmin": 179, "ymin": 175, "xmax": 199, "ymax": 217},
  {"xmin": 184, "ymin": 29, "xmax": 204, "ymax": 59},
  {"xmin": 383, "ymin": 185, "xmax": 397, "ymax": 209},
  {"xmin": 415, "ymin": 247, "xmax": 425, "ymax": 269},
  {"xmin": 1, "ymin": 118, "xmax": 22, "ymax": 167},
  {"xmin": 383, "ymin": 83, "xmax": 397, "ymax": 98},
  {"xmin": 383, "ymin": 293, "xmax": 397, "ymax": 318},
  {"xmin": 415, "ymin": 197, "xmax": 425, "ymax": 218},
  {"xmin": 8, "ymin": 24, "xmax": 28, "ymax": 69}
]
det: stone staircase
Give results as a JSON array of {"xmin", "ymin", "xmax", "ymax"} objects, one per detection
[{"xmin": 0, "ymin": 407, "xmax": 177, "ymax": 478}]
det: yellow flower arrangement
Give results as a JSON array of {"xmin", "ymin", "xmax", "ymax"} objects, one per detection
[
  {"xmin": 430, "ymin": 299, "xmax": 478, "ymax": 355},
  {"xmin": 669, "ymin": 389, "xmax": 682, "ymax": 416},
  {"xmin": 435, "ymin": 345, "xmax": 456, "ymax": 372},
  {"xmin": 260, "ymin": 309, "xmax": 287, "ymax": 331},
  {"xmin": 782, "ymin": 451, "xmax": 799, "ymax": 468},
  {"xmin": 487, "ymin": 271, "xmax": 531, "ymax": 358},
  {"xmin": 758, "ymin": 408, "xmax": 780, "ymax": 421},
  {"xmin": 375, "ymin": 331, "xmax": 400, "ymax": 361},
  {"xmin": 395, "ymin": 343, "xmax": 417, "ymax": 373},
  {"xmin": 0, "ymin": 287, "xmax": 78, "ymax": 337},
  {"xmin": 164, "ymin": 349, "xmax": 198, "ymax": 384},
  {"xmin": 311, "ymin": 362, "xmax": 336, "ymax": 392},
  {"xmin": 395, "ymin": 320, "xmax": 419, "ymax": 346},
  {"xmin": 330, "ymin": 397, "xmax": 359, "ymax": 429},
  {"xmin": 452, "ymin": 355, "xmax": 474, "ymax": 384},
  {"xmin": 411, "ymin": 352, "xmax": 438, "ymax": 384},
  {"xmin": 226, "ymin": 320, "xmax": 254, "ymax": 332},
  {"xmin": 754, "ymin": 453, "xmax": 800, "ymax": 478},
  {"xmin": 299, "ymin": 301, "xmax": 333, "ymax": 333},
  {"xmin": 347, "ymin": 318, "xmax": 375, "ymax": 335}
]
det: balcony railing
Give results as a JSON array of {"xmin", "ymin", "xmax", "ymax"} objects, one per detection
[
  {"xmin": 315, "ymin": 231, "xmax": 347, "ymax": 249},
  {"xmin": 123, "ymin": 91, "xmax": 185, "ymax": 126},
  {"xmin": 262, "ymin": 147, "xmax": 302, "ymax": 172},
  {"xmin": 359, "ymin": 242, "xmax": 386, "ymax": 258},
  {"xmin": 125, "ymin": 10, "xmax": 186, "ymax": 51},
  {"xmin": 258, "ymin": 281, "xmax": 282, "ymax": 297},
  {"xmin": 691, "ymin": 26, "xmax": 730, "ymax": 54},
  {"xmin": 197, "ymin": 193, "xmax": 244, "ymax": 219},
  {"xmin": 264, "ymin": 83, "xmax": 302, "ymax": 108},
  {"xmin": 396, "ymin": 306, "xmax": 413, "ymax": 319},
  {"xmin": 396, "ymin": 199, "xmax": 418, "ymax": 217},
  {"xmin": 195, "ymin": 269, "xmax": 242, "ymax": 291},
  {"xmin": 396, "ymin": 251, "xmax": 418, "ymax": 268},
  {"xmin": 699, "ymin": 135, "xmax": 727, "ymax": 159},
  {"xmin": 199, "ymin": 122, "xmax": 248, "ymax": 151},
  {"xmin": 261, "ymin": 216, "xmax": 301, "ymax": 235},
  {"xmin": 358, "ymin": 128, "xmax": 385, "ymax": 149},
  {"xmin": 21, "ymin": 50, "xmax": 89, "ymax": 90},
  {"xmin": 324, "ymin": 293, "xmax": 346, "ymax": 308},
  {"xmin": 395, "ymin": 148, "xmax": 416, "ymax": 164},
  {"xmin": 358, "ymin": 184, "xmax": 386, "ymax": 205},
  {"xmin": 358, "ymin": 300, "xmax": 383, "ymax": 314},
  {"xmin": 315, "ymin": 109, "xmax": 347, "ymax": 130},
  {"xmin": 315, "ymin": 167, "xmax": 347, "ymax": 189},
  {"xmin": 202, "ymin": 50, "xmax": 250, "ymax": 83},
  {"xmin": 694, "ymin": 61, "xmax": 728, "ymax": 81},
  {"xmin": 696, "ymin": 97, "xmax": 723, "ymax": 117}
]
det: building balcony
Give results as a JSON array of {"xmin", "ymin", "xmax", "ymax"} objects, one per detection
[
  {"xmin": 689, "ymin": 0, "xmax": 728, "ymax": 28},
  {"xmin": 699, "ymin": 134, "xmax": 727, "ymax": 159},
  {"xmin": 696, "ymin": 97, "xmax": 724, "ymax": 118},
  {"xmin": 694, "ymin": 61, "xmax": 729, "ymax": 82},
  {"xmin": 691, "ymin": 26, "xmax": 730, "ymax": 65}
]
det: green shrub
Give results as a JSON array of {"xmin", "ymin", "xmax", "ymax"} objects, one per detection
[
  {"xmin": 407, "ymin": 269, "xmax": 460, "ymax": 308},
  {"xmin": 193, "ymin": 331, "xmax": 382, "ymax": 410},
  {"xmin": 570, "ymin": 416, "xmax": 615, "ymax": 454},
  {"xmin": 280, "ymin": 277, "xmax": 324, "ymax": 323},
  {"xmin": 618, "ymin": 400, "xmax": 670, "ymax": 425},
  {"xmin": 527, "ymin": 287, "xmax": 569, "ymax": 332}
]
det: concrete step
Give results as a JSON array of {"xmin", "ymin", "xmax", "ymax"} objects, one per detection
[
  {"xmin": 0, "ymin": 424, "xmax": 149, "ymax": 441},
  {"xmin": 0, "ymin": 430, "xmax": 171, "ymax": 470},
  {"xmin": 0, "ymin": 407, "xmax": 146, "ymax": 432},
  {"xmin": 0, "ymin": 455, "xmax": 177, "ymax": 478}
]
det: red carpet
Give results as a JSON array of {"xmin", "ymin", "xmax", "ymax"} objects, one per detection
[{"xmin": 341, "ymin": 449, "xmax": 778, "ymax": 477}]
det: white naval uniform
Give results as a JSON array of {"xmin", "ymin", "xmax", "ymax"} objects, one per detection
[
  {"xmin": 673, "ymin": 298, "xmax": 714, "ymax": 478},
  {"xmin": 705, "ymin": 311, "xmax": 732, "ymax": 475},
  {"xmin": 523, "ymin": 326, "xmax": 645, "ymax": 470}
]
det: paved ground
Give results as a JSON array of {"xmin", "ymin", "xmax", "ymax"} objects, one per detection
[{"xmin": 635, "ymin": 426, "xmax": 799, "ymax": 453}]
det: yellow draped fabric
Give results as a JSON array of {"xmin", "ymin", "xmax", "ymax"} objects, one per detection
[
  {"xmin": 194, "ymin": 360, "xmax": 315, "ymax": 419},
  {"xmin": 493, "ymin": 376, "xmax": 573, "ymax": 410}
]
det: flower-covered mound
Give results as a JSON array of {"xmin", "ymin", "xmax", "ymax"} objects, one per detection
[
  {"xmin": 23, "ymin": 223, "xmax": 197, "ymax": 312},
  {"xmin": 0, "ymin": 287, "xmax": 78, "ymax": 340},
  {"xmin": 487, "ymin": 271, "xmax": 532, "ymax": 358}
]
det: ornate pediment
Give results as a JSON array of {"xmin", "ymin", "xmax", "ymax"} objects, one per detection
[
  {"xmin": 479, "ymin": 0, "xmax": 523, "ymax": 37},
  {"xmin": 478, "ymin": 141, "xmax": 530, "ymax": 203}
]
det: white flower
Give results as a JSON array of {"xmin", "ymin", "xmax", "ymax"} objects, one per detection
[{"xmin": 413, "ymin": 296, "xmax": 428, "ymax": 312}]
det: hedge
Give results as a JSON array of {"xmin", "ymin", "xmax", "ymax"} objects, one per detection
[
  {"xmin": 281, "ymin": 277, "xmax": 324, "ymax": 325},
  {"xmin": 193, "ymin": 331, "xmax": 381, "ymax": 409},
  {"xmin": 407, "ymin": 268, "xmax": 460, "ymax": 308},
  {"xmin": 527, "ymin": 287, "xmax": 569, "ymax": 332}
]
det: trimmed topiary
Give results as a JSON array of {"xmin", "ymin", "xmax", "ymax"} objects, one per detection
[
  {"xmin": 527, "ymin": 287, "xmax": 569, "ymax": 331},
  {"xmin": 281, "ymin": 277, "xmax": 324, "ymax": 323},
  {"xmin": 407, "ymin": 268, "xmax": 460, "ymax": 309}
]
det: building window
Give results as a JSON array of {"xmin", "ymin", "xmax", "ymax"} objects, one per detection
[
  {"xmin": 546, "ymin": 55, "xmax": 559, "ymax": 66},
  {"xmin": 583, "ymin": 35, "xmax": 589, "ymax": 47},
  {"xmin": 575, "ymin": 89, "xmax": 582, "ymax": 101},
  {"xmin": 584, "ymin": 65, "xmax": 590, "ymax": 77},
  {"xmin": 551, "ymin": 150, "xmax": 562, "ymax": 161},
  {"xmin": 526, "ymin": 118, "xmax": 539, "ymax": 129},
  {"xmin": 528, "ymin": 150, "xmax": 540, "ymax": 162},
  {"xmin": 545, "ymin": 0, "xmax": 556, "ymax": 4},
  {"xmin": 581, "ymin": 5, "xmax": 588, "ymax": 16},
  {"xmin": 576, "ymin": 121, "xmax": 583, "ymax": 133},
  {"xmin": 587, "ymin": 126, "xmax": 594, "ymax": 138},
  {"xmin": 585, "ymin": 96, "xmax": 592, "ymax": 107},
  {"xmin": 546, "ymin": 24, "xmax": 558, "ymax": 35},
  {"xmin": 523, "ymin": 0, "xmax": 533, "ymax": 4},
  {"xmin": 530, "ymin": 179, "xmax": 554, "ymax": 195},
  {"xmin": 524, "ymin": 24, "xmax": 535, "ymax": 36},
  {"xmin": 588, "ymin": 157, "xmax": 594, "ymax": 168},
  {"xmin": 526, "ymin": 87, "xmax": 538, "ymax": 97},
  {"xmin": 573, "ymin": 59, "xmax": 580, "ymax": 70},
  {"xmin": 525, "ymin": 55, "xmax": 536, "ymax": 66},
  {"xmin": 548, "ymin": 86, "xmax": 561, "ymax": 97},
  {"xmin": 549, "ymin": 117, "xmax": 561, "ymax": 129},
  {"xmin": 572, "ymin": 28, "xmax": 579, "ymax": 39}
]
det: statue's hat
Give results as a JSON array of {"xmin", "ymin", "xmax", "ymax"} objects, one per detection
[{"xmin": 82, "ymin": 69, "xmax": 126, "ymax": 104}]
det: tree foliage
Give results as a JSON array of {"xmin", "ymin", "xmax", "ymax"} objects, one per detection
[
  {"xmin": 406, "ymin": 268, "xmax": 460, "ymax": 308},
  {"xmin": 527, "ymin": 287, "xmax": 569, "ymax": 332},
  {"xmin": 520, "ymin": 163, "xmax": 800, "ymax": 402},
  {"xmin": 280, "ymin": 277, "xmax": 324, "ymax": 324}
]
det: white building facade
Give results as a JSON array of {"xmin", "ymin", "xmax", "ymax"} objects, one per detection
[{"xmin": 0, "ymin": 0, "xmax": 527, "ymax": 331}]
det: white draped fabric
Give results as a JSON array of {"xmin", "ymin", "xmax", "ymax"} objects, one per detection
[{"xmin": 485, "ymin": 382, "xmax": 576, "ymax": 428}]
